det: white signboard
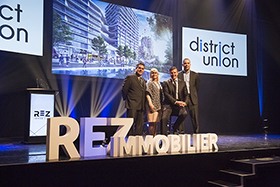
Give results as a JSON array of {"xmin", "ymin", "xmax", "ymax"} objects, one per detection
[
  {"xmin": 30, "ymin": 93, "xmax": 54, "ymax": 136},
  {"xmin": 0, "ymin": 0, "xmax": 44, "ymax": 56},
  {"xmin": 182, "ymin": 27, "xmax": 247, "ymax": 76}
]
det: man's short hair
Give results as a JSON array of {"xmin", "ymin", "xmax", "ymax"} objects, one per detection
[
  {"xmin": 136, "ymin": 62, "xmax": 145, "ymax": 68},
  {"xmin": 169, "ymin": 66, "xmax": 177, "ymax": 72},
  {"xmin": 183, "ymin": 58, "xmax": 190, "ymax": 62}
]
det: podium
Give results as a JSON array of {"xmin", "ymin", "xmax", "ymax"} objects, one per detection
[{"xmin": 24, "ymin": 88, "xmax": 56, "ymax": 143}]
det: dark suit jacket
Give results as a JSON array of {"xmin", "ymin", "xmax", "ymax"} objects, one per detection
[
  {"xmin": 122, "ymin": 74, "xmax": 146, "ymax": 110},
  {"xmin": 162, "ymin": 78, "xmax": 188, "ymax": 107},
  {"xmin": 178, "ymin": 70, "xmax": 200, "ymax": 105}
]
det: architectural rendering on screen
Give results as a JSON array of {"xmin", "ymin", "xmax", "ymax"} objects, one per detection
[{"xmin": 52, "ymin": 0, "xmax": 173, "ymax": 81}]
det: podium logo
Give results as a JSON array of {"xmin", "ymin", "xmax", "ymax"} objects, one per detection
[
  {"xmin": 34, "ymin": 110, "xmax": 51, "ymax": 119},
  {"xmin": 182, "ymin": 27, "xmax": 247, "ymax": 76},
  {"xmin": 0, "ymin": 0, "xmax": 43, "ymax": 56}
]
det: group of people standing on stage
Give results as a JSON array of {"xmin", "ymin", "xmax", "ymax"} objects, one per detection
[{"xmin": 122, "ymin": 58, "xmax": 200, "ymax": 137}]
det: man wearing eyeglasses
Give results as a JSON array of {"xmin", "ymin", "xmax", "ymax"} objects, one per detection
[{"xmin": 122, "ymin": 62, "xmax": 146, "ymax": 136}]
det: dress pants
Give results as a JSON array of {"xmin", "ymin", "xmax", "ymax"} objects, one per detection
[
  {"xmin": 127, "ymin": 109, "xmax": 144, "ymax": 136},
  {"xmin": 187, "ymin": 99, "xmax": 199, "ymax": 133},
  {"xmin": 161, "ymin": 106, "xmax": 187, "ymax": 135}
]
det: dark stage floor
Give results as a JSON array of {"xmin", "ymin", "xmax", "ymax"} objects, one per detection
[
  {"xmin": 1, "ymin": 134, "xmax": 280, "ymax": 166},
  {"xmin": 1, "ymin": 134, "xmax": 280, "ymax": 187}
]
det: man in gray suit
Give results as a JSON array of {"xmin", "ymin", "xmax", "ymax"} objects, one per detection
[
  {"xmin": 122, "ymin": 62, "xmax": 146, "ymax": 136},
  {"xmin": 178, "ymin": 58, "xmax": 200, "ymax": 133}
]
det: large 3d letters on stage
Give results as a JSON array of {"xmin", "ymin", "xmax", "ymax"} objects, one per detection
[
  {"xmin": 46, "ymin": 117, "xmax": 80, "ymax": 160},
  {"xmin": 46, "ymin": 117, "xmax": 218, "ymax": 160},
  {"xmin": 79, "ymin": 117, "xmax": 133, "ymax": 157}
]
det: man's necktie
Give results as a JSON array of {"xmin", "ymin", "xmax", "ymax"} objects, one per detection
[
  {"xmin": 139, "ymin": 77, "xmax": 144, "ymax": 88},
  {"xmin": 173, "ymin": 80, "xmax": 178, "ymax": 100}
]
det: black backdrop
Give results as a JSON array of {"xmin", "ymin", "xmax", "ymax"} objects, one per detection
[{"xmin": 1, "ymin": 0, "xmax": 280, "ymax": 138}]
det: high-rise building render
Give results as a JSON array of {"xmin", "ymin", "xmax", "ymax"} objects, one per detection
[
  {"xmin": 53, "ymin": 0, "xmax": 139, "ymax": 59},
  {"xmin": 105, "ymin": 4, "xmax": 139, "ymax": 52}
]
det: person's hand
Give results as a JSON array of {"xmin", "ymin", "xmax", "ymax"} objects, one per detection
[
  {"xmin": 150, "ymin": 104, "xmax": 156, "ymax": 112},
  {"xmin": 176, "ymin": 101, "xmax": 186, "ymax": 107}
]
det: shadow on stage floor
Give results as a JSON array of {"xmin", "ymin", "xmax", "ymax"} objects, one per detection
[{"xmin": 1, "ymin": 134, "xmax": 280, "ymax": 187}]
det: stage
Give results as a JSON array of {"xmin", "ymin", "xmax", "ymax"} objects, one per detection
[{"xmin": 1, "ymin": 134, "xmax": 280, "ymax": 187}]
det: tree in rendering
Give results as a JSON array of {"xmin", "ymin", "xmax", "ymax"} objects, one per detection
[
  {"xmin": 147, "ymin": 13, "xmax": 173, "ymax": 65},
  {"xmin": 123, "ymin": 45, "xmax": 132, "ymax": 63},
  {"xmin": 91, "ymin": 36, "xmax": 108, "ymax": 63},
  {"xmin": 52, "ymin": 10, "xmax": 73, "ymax": 47},
  {"xmin": 117, "ymin": 45, "xmax": 124, "ymax": 62}
]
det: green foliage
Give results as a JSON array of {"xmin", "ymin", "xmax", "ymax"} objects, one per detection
[
  {"xmin": 132, "ymin": 51, "xmax": 137, "ymax": 60},
  {"xmin": 123, "ymin": 45, "xmax": 132, "ymax": 59},
  {"xmin": 147, "ymin": 13, "xmax": 172, "ymax": 40},
  {"xmin": 91, "ymin": 36, "xmax": 107, "ymax": 62},
  {"xmin": 165, "ymin": 38, "xmax": 173, "ymax": 65},
  {"xmin": 147, "ymin": 13, "xmax": 173, "ymax": 64},
  {"xmin": 117, "ymin": 45, "xmax": 135, "ymax": 61},
  {"xmin": 52, "ymin": 10, "xmax": 73, "ymax": 47},
  {"xmin": 91, "ymin": 36, "xmax": 107, "ymax": 55},
  {"xmin": 117, "ymin": 45, "xmax": 124, "ymax": 57}
]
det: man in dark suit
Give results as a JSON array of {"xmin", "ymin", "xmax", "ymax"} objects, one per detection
[
  {"xmin": 122, "ymin": 62, "xmax": 146, "ymax": 136},
  {"xmin": 161, "ymin": 66, "xmax": 188, "ymax": 135},
  {"xmin": 178, "ymin": 58, "xmax": 200, "ymax": 133}
]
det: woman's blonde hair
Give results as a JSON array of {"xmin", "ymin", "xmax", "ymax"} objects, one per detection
[{"xmin": 149, "ymin": 68, "xmax": 159, "ymax": 83}]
